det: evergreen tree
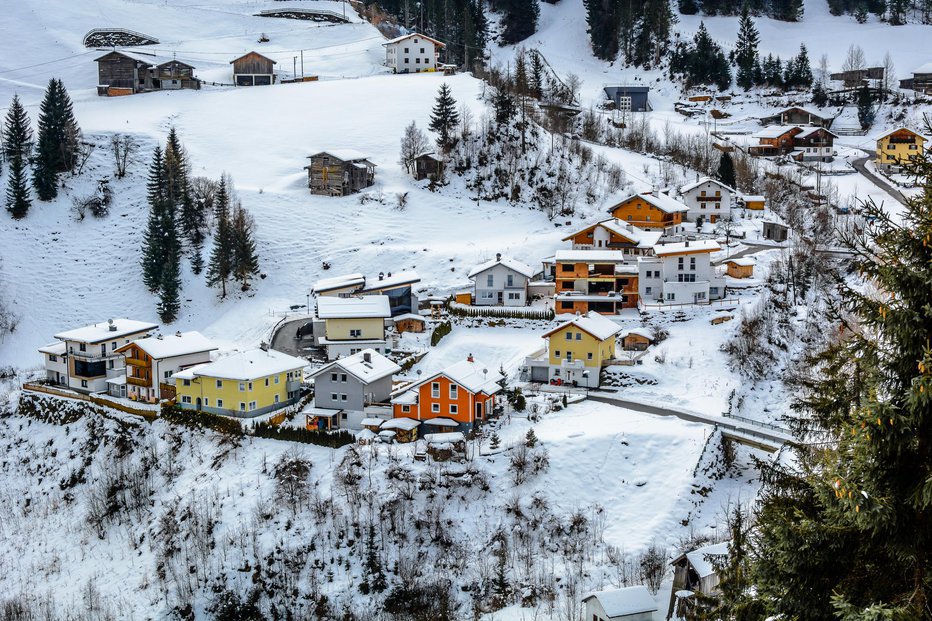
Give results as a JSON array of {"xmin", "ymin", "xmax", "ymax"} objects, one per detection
[
  {"xmin": 165, "ymin": 128, "xmax": 206, "ymax": 274},
  {"xmin": 733, "ymin": 6, "xmax": 759, "ymax": 90},
  {"xmin": 704, "ymin": 506, "xmax": 766, "ymax": 619},
  {"xmin": 887, "ymin": 0, "xmax": 908, "ymax": 24},
  {"xmin": 784, "ymin": 44, "xmax": 813, "ymax": 89},
  {"xmin": 206, "ymin": 177, "xmax": 233, "ymax": 297},
  {"xmin": 500, "ymin": 0, "xmax": 539, "ymax": 44},
  {"xmin": 33, "ymin": 79, "xmax": 81, "ymax": 200},
  {"xmin": 812, "ymin": 81, "xmax": 829, "ymax": 107},
  {"xmin": 529, "ymin": 50, "xmax": 544, "ymax": 99},
  {"xmin": 231, "ymin": 203, "xmax": 260, "ymax": 292},
  {"xmin": 759, "ymin": 54, "xmax": 784, "ymax": 88},
  {"xmin": 750, "ymin": 156, "xmax": 932, "ymax": 620},
  {"xmin": 3, "ymin": 95, "xmax": 33, "ymax": 219},
  {"xmin": 141, "ymin": 146, "xmax": 168, "ymax": 293},
  {"xmin": 673, "ymin": 23, "xmax": 731, "ymax": 90},
  {"xmin": 585, "ymin": 0, "xmax": 621, "ymax": 60},
  {"xmin": 514, "ymin": 49, "xmax": 529, "ymax": 97},
  {"xmin": 158, "ymin": 231, "xmax": 182, "ymax": 323},
  {"xmin": 678, "ymin": 0, "xmax": 699, "ymax": 14},
  {"xmin": 856, "ymin": 83, "xmax": 876, "ymax": 128},
  {"xmin": 428, "ymin": 83, "xmax": 460, "ymax": 153},
  {"xmin": 717, "ymin": 151, "xmax": 737, "ymax": 189}
]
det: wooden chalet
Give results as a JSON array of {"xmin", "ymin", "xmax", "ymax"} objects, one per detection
[
  {"xmin": 899, "ymin": 63, "xmax": 932, "ymax": 94},
  {"xmin": 830, "ymin": 66, "xmax": 884, "ymax": 87},
  {"xmin": 748, "ymin": 126, "xmax": 803, "ymax": 157},
  {"xmin": 607, "ymin": 192, "xmax": 689, "ymax": 234},
  {"xmin": 620, "ymin": 328, "xmax": 653, "ymax": 351},
  {"xmin": 760, "ymin": 106, "xmax": 833, "ymax": 128},
  {"xmin": 95, "ymin": 50, "xmax": 199, "ymax": 96},
  {"xmin": 413, "ymin": 152, "xmax": 443, "ymax": 181},
  {"xmin": 306, "ymin": 150, "xmax": 376, "ymax": 196},
  {"xmin": 231, "ymin": 51, "xmax": 276, "ymax": 86}
]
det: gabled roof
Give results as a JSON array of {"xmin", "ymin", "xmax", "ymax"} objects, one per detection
[
  {"xmin": 360, "ymin": 270, "xmax": 420, "ymax": 292},
  {"xmin": 581, "ymin": 585, "xmax": 657, "ymax": 619},
  {"xmin": 117, "ymin": 331, "xmax": 216, "ymax": 359},
  {"xmin": 753, "ymin": 125, "xmax": 803, "ymax": 139},
  {"xmin": 94, "ymin": 49, "xmax": 176, "ymax": 65},
  {"xmin": 612, "ymin": 192, "xmax": 689, "ymax": 214},
  {"xmin": 543, "ymin": 311, "xmax": 621, "ymax": 341},
  {"xmin": 724, "ymin": 257, "xmax": 756, "ymax": 267},
  {"xmin": 467, "ymin": 256, "xmax": 535, "ymax": 279},
  {"xmin": 230, "ymin": 51, "xmax": 276, "ymax": 64},
  {"xmin": 795, "ymin": 126, "xmax": 838, "ymax": 139},
  {"xmin": 381, "ymin": 417, "xmax": 420, "ymax": 430},
  {"xmin": 54, "ymin": 319, "xmax": 158, "ymax": 344},
  {"xmin": 766, "ymin": 105, "xmax": 830, "ymax": 120},
  {"xmin": 673, "ymin": 541, "xmax": 729, "ymax": 579},
  {"xmin": 382, "ymin": 32, "xmax": 446, "ymax": 48},
  {"xmin": 620, "ymin": 327, "xmax": 654, "ymax": 341},
  {"xmin": 308, "ymin": 349, "xmax": 400, "ymax": 384},
  {"xmin": 308, "ymin": 149, "xmax": 374, "ymax": 163},
  {"xmin": 554, "ymin": 249, "xmax": 631, "ymax": 263},
  {"xmin": 561, "ymin": 220, "xmax": 662, "ymax": 249},
  {"xmin": 175, "ymin": 348, "xmax": 306, "ymax": 381},
  {"xmin": 876, "ymin": 126, "xmax": 926, "ymax": 141},
  {"xmin": 316, "ymin": 295, "xmax": 391, "ymax": 319},
  {"xmin": 415, "ymin": 358, "xmax": 504, "ymax": 396},
  {"xmin": 313, "ymin": 272, "xmax": 366, "ymax": 294},
  {"xmin": 679, "ymin": 176, "xmax": 735, "ymax": 195},
  {"xmin": 653, "ymin": 240, "xmax": 721, "ymax": 256}
]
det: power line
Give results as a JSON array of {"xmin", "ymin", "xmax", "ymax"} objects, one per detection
[{"xmin": 0, "ymin": 51, "xmax": 98, "ymax": 75}]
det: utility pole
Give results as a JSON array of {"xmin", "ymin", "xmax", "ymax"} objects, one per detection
[
  {"xmin": 293, "ymin": 56, "xmax": 297, "ymax": 79},
  {"xmin": 300, "ymin": 50, "xmax": 304, "ymax": 78}
]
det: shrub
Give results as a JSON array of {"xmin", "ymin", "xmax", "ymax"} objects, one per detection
[{"xmin": 252, "ymin": 423, "xmax": 354, "ymax": 448}]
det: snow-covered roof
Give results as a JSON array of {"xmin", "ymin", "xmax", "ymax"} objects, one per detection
[
  {"xmin": 360, "ymin": 417, "xmax": 386, "ymax": 427},
  {"xmin": 554, "ymin": 249, "xmax": 630, "ymax": 263},
  {"xmin": 38, "ymin": 342, "xmax": 66, "ymax": 355},
  {"xmin": 620, "ymin": 327, "xmax": 654, "ymax": 341},
  {"xmin": 360, "ymin": 270, "xmax": 420, "ymax": 292},
  {"xmin": 617, "ymin": 192, "xmax": 689, "ymax": 214},
  {"xmin": 582, "ymin": 585, "xmax": 657, "ymax": 619},
  {"xmin": 54, "ymin": 319, "xmax": 158, "ymax": 344},
  {"xmin": 309, "ymin": 349, "xmax": 400, "ymax": 384},
  {"xmin": 313, "ymin": 272, "xmax": 366, "ymax": 294},
  {"xmin": 424, "ymin": 431, "xmax": 465, "ymax": 443},
  {"xmin": 178, "ymin": 348, "xmax": 306, "ymax": 381},
  {"xmin": 742, "ymin": 195, "xmax": 766, "ymax": 202},
  {"xmin": 679, "ymin": 176, "xmax": 735, "ymax": 195},
  {"xmin": 391, "ymin": 389, "xmax": 419, "ymax": 405},
  {"xmin": 382, "ymin": 32, "xmax": 445, "ymax": 48},
  {"xmin": 875, "ymin": 126, "xmax": 926, "ymax": 141},
  {"xmin": 753, "ymin": 125, "xmax": 800, "ymax": 139},
  {"xmin": 682, "ymin": 541, "xmax": 729, "ymax": 578},
  {"xmin": 381, "ymin": 417, "xmax": 420, "ymax": 430},
  {"xmin": 467, "ymin": 256, "xmax": 535, "ymax": 279},
  {"xmin": 106, "ymin": 375, "xmax": 127, "ymax": 385},
  {"xmin": 765, "ymin": 105, "xmax": 829, "ymax": 120},
  {"xmin": 913, "ymin": 62, "xmax": 932, "ymax": 74},
  {"xmin": 795, "ymin": 126, "xmax": 838, "ymax": 139},
  {"xmin": 544, "ymin": 311, "xmax": 622, "ymax": 341},
  {"xmin": 725, "ymin": 257, "xmax": 756, "ymax": 267},
  {"xmin": 562, "ymin": 220, "xmax": 662, "ymax": 249},
  {"xmin": 316, "ymin": 295, "xmax": 391, "ymax": 319},
  {"xmin": 414, "ymin": 358, "xmax": 504, "ymax": 396},
  {"xmin": 393, "ymin": 313, "xmax": 426, "ymax": 323},
  {"xmin": 422, "ymin": 417, "xmax": 458, "ymax": 426},
  {"xmin": 229, "ymin": 51, "xmax": 276, "ymax": 64},
  {"xmin": 654, "ymin": 240, "xmax": 721, "ymax": 256},
  {"xmin": 122, "ymin": 331, "xmax": 216, "ymax": 360},
  {"xmin": 309, "ymin": 149, "xmax": 372, "ymax": 163},
  {"xmin": 95, "ymin": 49, "xmax": 184, "ymax": 67}
]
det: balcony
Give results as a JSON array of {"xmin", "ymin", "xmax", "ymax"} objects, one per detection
[
  {"xmin": 125, "ymin": 357, "xmax": 147, "ymax": 367},
  {"xmin": 69, "ymin": 349, "xmax": 110, "ymax": 362},
  {"xmin": 127, "ymin": 376, "xmax": 149, "ymax": 387}
]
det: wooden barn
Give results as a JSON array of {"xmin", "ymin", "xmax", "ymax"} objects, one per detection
[
  {"xmin": 413, "ymin": 152, "xmax": 443, "ymax": 181},
  {"xmin": 620, "ymin": 328, "xmax": 653, "ymax": 351},
  {"xmin": 724, "ymin": 257, "xmax": 755, "ymax": 279},
  {"xmin": 393, "ymin": 313, "xmax": 426, "ymax": 334},
  {"xmin": 95, "ymin": 50, "xmax": 199, "ymax": 96},
  {"xmin": 306, "ymin": 150, "xmax": 376, "ymax": 196},
  {"xmin": 231, "ymin": 51, "xmax": 276, "ymax": 86}
]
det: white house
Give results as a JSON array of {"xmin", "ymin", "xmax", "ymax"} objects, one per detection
[
  {"xmin": 582, "ymin": 585, "xmax": 658, "ymax": 621},
  {"xmin": 679, "ymin": 177, "xmax": 735, "ymax": 224},
  {"xmin": 468, "ymin": 253, "xmax": 535, "ymax": 306},
  {"xmin": 111, "ymin": 331, "xmax": 217, "ymax": 402},
  {"xmin": 383, "ymin": 33, "xmax": 445, "ymax": 74},
  {"xmin": 40, "ymin": 318, "xmax": 158, "ymax": 394},
  {"xmin": 638, "ymin": 240, "xmax": 725, "ymax": 306}
]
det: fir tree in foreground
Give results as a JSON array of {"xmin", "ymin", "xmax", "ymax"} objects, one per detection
[
  {"xmin": 750, "ymin": 155, "xmax": 932, "ymax": 619},
  {"xmin": 3, "ymin": 95, "xmax": 33, "ymax": 218},
  {"xmin": 33, "ymin": 79, "xmax": 80, "ymax": 201},
  {"xmin": 429, "ymin": 83, "xmax": 459, "ymax": 154}
]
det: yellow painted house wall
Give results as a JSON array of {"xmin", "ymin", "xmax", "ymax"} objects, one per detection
[
  {"xmin": 876, "ymin": 132, "xmax": 926, "ymax": 168},
  {"xmin": 324, "ymin": 317, "xmax": 385, "ymax": 340},
  {"xmin": 175, "ymin": 368, "xmax": 303, "ymax": 415},
  {"xmin": 547, "ymin": 325, "xmax": 616, "ymax": 368}
]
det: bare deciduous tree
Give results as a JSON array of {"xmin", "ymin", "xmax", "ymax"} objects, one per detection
[
  {"xmin": 399, "ymin": 121, "xmax": 430, "ymax": 174},
  {"xmin": 111, "ymin": 134, "xmax": 138, "ymax": 178}
]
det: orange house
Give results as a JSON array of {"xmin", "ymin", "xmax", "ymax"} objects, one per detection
[
  {"xmin": 391, "ymin": 355, "xmax": 504, "ymax": 429},
  {"xmin": 561, "ymin": 219, "xmax": 661, "ymax": 254},
  {"xmin": 608, "ymin": 193, "xmax": 688, "ymax": 233},
  {"xmin": 552, "ymin": 250, "xmax": 639, "ymax": 314}
]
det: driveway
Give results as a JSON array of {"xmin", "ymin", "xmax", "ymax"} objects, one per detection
[
  {"xmin": 270, "ymin": 316, "xmax": 317, "ymax": 358},
  {"xmin": 852, "ymin": 154, "xmax": 908, "ymax": 206}
]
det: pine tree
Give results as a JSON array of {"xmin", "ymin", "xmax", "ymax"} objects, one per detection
[
  {"xmin": 514, "ymin": 49, "xmax": 529, "ymax": 97},
  {"xmin": 678, "ymin": 0, "xmax": 699, "ymax": 14},
  {"xmin": 428, "ymin": 83, "xmax": 460, "ymax": 153},
  {"xmin": 3, "ymin": 95, "xmax": 33, "ymax": 219},
  {"xmin": 525, "ymin": 428, "xmax": 538, "ymax": 448},
  {"xmin": 33, "ymin": 79, "xmax": 81, "ymax": 200},
  {"xmin": 733, "ymin": 6, "xmax": 759, "ymax": 90},
  {"xmin": 141, "ymin": 146, "xmax": 167, "ymax": 293},
  {"xmin": 750, "ymin": 156, "xmax": 932, "ymax": 620},
  {"xmin": 529, "ymin": 50, "xmax": 544, "ymax": 99},
  {"xmin": 500, "ymin": 0, "xmax": 539, "ymax": 44},
  {"xmin": 158, "ymin": 231, "xmax": 182, "ymax": 323},
  {"xmin": 231, "ymin": 203, "xmax": 260, "ymax": 292},
  {"xmin": 206, "ymin": 177, "xmax": 233, "ymax": 297},
  {"xmin": 704, "ymin": 506, "xmax": 765, "ymax": 619},
  {"xmin": 717, "ymin": 151, "xmax": 737, "ymax": 189},
  {"xmin": 856, "ymin": 83, "xmax": 876, "ymax": 128},
  {"xmin": 784, "ymin": 44, "xmax": 813, "ymax": 89},
  {"xmin": 585, "ymin": 0, "xmax": 621, "ymax": 60},
  {"xmin": 164, "ymin": 128, "xmax": 205, "ymax": 274}
]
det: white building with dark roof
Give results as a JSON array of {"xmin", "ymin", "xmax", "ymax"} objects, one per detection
[{"xmin": 383, "ymin": 32, "xmax": 445, "ymax": 73}]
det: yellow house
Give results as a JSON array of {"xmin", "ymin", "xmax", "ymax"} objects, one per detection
[
  {"xmin": 741, "ymin": 195, "xmax": 766, "ymax": 211},
  {"xmin": 174, "ymin": 347, "xmax": 306, "ymax": 417},
  {"xmin": 876, "ymin": 127, "xmax": 927, "ymax": 172},
  {"xmin": 315, "ymin": 295, "xmax": 391, "ymax": 360},
  {"xmin": 530, "ymin": 311, "xmax": 621, "ymax": 388}
]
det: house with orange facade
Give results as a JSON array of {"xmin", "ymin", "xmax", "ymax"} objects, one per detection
[
  {"xmin": 110, "ymin": 331, "xmax": 216, "ymax": 402},
  {"xmin": 391, "ymin": 355, "xmax": 504, "ymax": 430},
  {"xmin": 748, "ymin": 126, "xmax": 803, "ymax": 157},
  {"xmin": 561, "ymin": 219, "xmax": 661, "ymax": 256},
  {"xmin": 548, "ymin": 250, "xmax": 639, "ymax": 315},
  {"xmin": 607, "ymin": 192, "xmax": 689, "ymax": 234}
]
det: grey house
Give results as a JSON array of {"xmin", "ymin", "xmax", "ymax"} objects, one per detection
[
  {"xmin": 602, "ymin": 85, "xmax": 651, "ymax": 112},
  {"xmin": 467, "ymin": 254, "xmax": 535, "ymax": 306},
  {"xmin": 762, "ymin": 220, "xmax": 788, "ymax": 243},
  {"xmin": 307, "ymin": 349, "xmax": 399, "ymax": 429}
]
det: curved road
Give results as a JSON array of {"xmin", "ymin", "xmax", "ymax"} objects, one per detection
[{"xmin": 852, "ymin": 154, "xmax": 908, "ymax": 206}]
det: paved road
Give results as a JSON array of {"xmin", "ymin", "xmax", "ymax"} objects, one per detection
[
  {"xmin": 270, "ymin": 316, "xmax": 316, "ymax": 358},
  {"xmin": 587, "ymin": 393, "xmax": 791, "ymax": 451},
  {"xmin": 852, "ymin": 154, "xmax": 908, "ymax": 206}
]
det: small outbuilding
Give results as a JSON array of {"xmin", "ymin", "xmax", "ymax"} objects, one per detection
[
  {"xmin": 306, "ymin": 150, "xmax": 376, "ymax": 196},
  {"xmin": 413, "ymin": 152, "xmax": 443, "ymax": 181},
  {"xmin": 762, "ymin": 219, "xmax": 788, "ymax": 242},
  {"xmin": 231, "ymin": 51, "xmax": 277, "ymax": 86},
  {"xmin": 724, "ymin": 257, "xmax": 755, "ymax": 279},
  {"xmin": 602, "ymin": 85, "xmax": 651, "ymax": 112},
  {"xmin": 393, "ymin": 313, "xmax": 426, "ymax": 334},
  {"xmin": 380, "ymin": 417, "xmax": 420, "ymax": 443},
  {"xmin": 620, "ymin": 328, "xmax": 654, "ymax": 351},
  {"xmin": 582, "ymin": 585, "xmax": 657, "ymax": 621}
]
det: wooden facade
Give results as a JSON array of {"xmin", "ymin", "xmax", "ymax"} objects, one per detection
[
  {"xmin": 394, "ymin": 316, "xmax": 426, "ymax": 334},
  {"xmin": 622, "ymin": 332, "xmax": 652, "ymax": 351},
  {"xmin": 95, "ymin": 51, "xmax": 199, "ymax": 96},
  {"xmin": 748, "ymin": 127, "xmax": 802, "ymax": 156},
  {"xmin": 231, "ymin": 51, "xmax": 276, "ymax": 86},
  {"xmin": 760, "ymin": 107, "xmax": 833, "ymax": 128},
  {"xmin": 608, "ymin": 195, "xmax": 684, "ymax": 230},
  {"xmin": 306, "ymin": 151, "xmax": 376, "ymax": 196},
  {"xmin": 413, "ymin": 153, "xmax": 442, "ymax": 181}
]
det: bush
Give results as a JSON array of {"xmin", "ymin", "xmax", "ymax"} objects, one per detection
[
  {"xmin": 162, "ymin": 406, "xmax": 244, "ymax": 436},
  {"xmin": 252, "ymin": 422, "xmax": 354, "ymax": 448},
  {"xmin": 430, "ymin": 320, "xmax": 452, "ymax": 346}
]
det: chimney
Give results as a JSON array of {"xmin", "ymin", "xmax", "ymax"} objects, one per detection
[
  {"xmin": 387, "ymin": 272, "xmax": 392, "ymax": 277},
  {"xmin": 496, "ymin": 252, "xmax": 502, "ymax": 261},
  {"xmin": 363, "ymin": 352, "xmax": 372, "ymax": 363},
  {"xmin": 379, "ymin": 272, "xmax": 385, "ymax": 280},
  {"xmin": 175, "ymin": 331, "xmax": 182, "ymax": 338},
  {"xmin": 156, "ymin": 334, "xmax": 163, "ymax": 340},
  {"xmin": 685, "ymin": 240, "xmax": 690, "ymax": 247},
  {"xmin": 260, "ymin": 341, "xmax": 269, "ymax": 352},
  {"xmin": 467, "ymin": 353, "xmax": 474, "ymax": 362},
  {"xmin": 108, "ymin": 319, "xmax": 117, "ymax": 332}
]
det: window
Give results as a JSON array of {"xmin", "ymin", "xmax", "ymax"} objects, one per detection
[
  {"xmin": 239, "ymin": 382, "xmax": 246, "ymax": 392},
  {"xmin": 341, "ymin": 412, "xmax": 348, "ymax": 420},
  {"xmin": 81, "ymin": 379, "xmax": 88, "ymax": 388},
  {"xmin": 420, "ymin": 47, "xmax": 425, "ymax": 53},
  {"xmin": 487, "ymin": 274, "xmax": 494, "ymax": 287},
  {"xmin": 265, "ymin": 378, "xmax": 269, "ymax": 387},
  {"xmin": 340, "ymin": 394, "xmax": 347, "ymax": 401},
  {"xmin": 646, "ymin": 286, "xmax": 652, "ymax": 295},
  {"xmin": 350, "ymin": 329, "xmax": 362, "ymax": 337},
  {"xmin": 678, "ymin": 257, "xmax": 684, "ymax": 270},
  {"xmin": 341, "ymin": 374, "xmax": 347, "ymax": 382},
  {"xmin": 164, "ymin": 371, "xmax": 172, "ymax": 380},
  {"xmin": 183, "ymin": 379, "xmax": 191, "ymax": 387},
  {"xmin": 560, "ymin": 301, "xmax": 573, "ymax": 310},
  {"xmin": 665, "ymin": 292, "xmax": 675, "ymax": 301},
  {"xmin": 48, "ymin": 354, "xmax": 57, "ymax": 362},
  {"xmin": 450, "ymin": 404, "xmax": 458, "ymax": 415},
  {"xmin": 415, "ymin": 58, "xmax": 420, "ymax": 64},
  {"xmin": 404, "ymin": 47, "xmax": 409, "ymax": 53},
  {"xmin": 248, "ymin": 401, "xmax": 257, "ymax": 411},
  {"xmin": 274, "ymin": 375, "xmax": 280, "ymax": 384},
  {"xmin": 450, "ymin": 384, "xmax": 458, "ymax": 399},
  {"xmin": 506, "ymin": 274, "xmax": 514, "ymax": 287},
  {"xmin": 402, "ymin": 405, "xmax": 410, "ymax": 413},
  {"xmin": 888, "ymin": 144, "xmax": 895, "ymax": 150},
  {"xmin": 508, "ymin": 292, "xmax": 520, "ymax": 300},
  {"xmin": 79, "ymin": 343, "xmax": 87, "ymax": 352},
  {"xmin": 710, "ymin": 287, "xmax": 719, "ymax": 295},
  {"xmin": 216, "ymin": 379, "xmax": 223, "ymax": 389},
  {"xmin": 677, "ymin": 274, "xmax": 696, "ymax": 283},
  {"xmin": 587, "ymin": 352, "xmax": 593, "ymax": 360},
  {"xmin": 100, "ymin": 344, "xmax": 106, "ymax": 356},
  {"xmin": 690, "ymin": 257, "xmax": 696, "ymax": 270},
  {"xmin": 239, "ymin": 402, "xmax": 246, "ymax": 412},
  {"xmin": 554, "ymin": 350, "xmax": 561, "ymax": 357},
  {"xmin": 566, "ymin": 351, "xmax": 573, "ymax": 360},
  {"xmin": 482, "ymin": 291, "xmax": 495, "ymax": 299},
  {"xmin": 204, "ymin": 398, "xmax": 209, "ymax": 406},
  {"xmin": 560, "ymin": 263, "xmax": 574, "ymax": 273},
  {"xmin": 697, "ymin": 292, "xmax": 706, "ymax": 300},
  {"xmin": 575, "ymin": 332, "xmax": 582, "ymax": 340},
  {"xmin": 217, "ymin": 399, "xmax": 223, "ymax": 408},
  {"xmin": 181, "ymin": 395, "xmax": 192, "ymax": 404},
  {"xmin": 431, "ymin": 382, "xmax": 440, "ymax": 398},
  {"xmin": 109, "ymin": 359, "xmax": 115, "ymax": 369},
  {"xmin": 111, "ymin": 341, "xmax": 117, "ymax": 350},
  {"xmin": 431, "ymin": 403, "xmax": 440, "ymax": 413},
  {"xmin": 565, "ymin": 332, "xmax": 572, "ymax": 341},
  {"xmin": 331, "ymin": 393, "xmax": 338, "ymax": 401}
]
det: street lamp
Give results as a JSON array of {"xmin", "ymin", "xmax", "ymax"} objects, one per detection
[{"xmin": 582, "ymin": 370, "xmax": 590, "ymax": 398}]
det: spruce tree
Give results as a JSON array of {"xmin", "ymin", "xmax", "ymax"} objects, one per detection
[
  {"xmin": 33, "ymin": 79, "xmax": 81, "ymax": 201},
  {"xmin": 500, "ymin": 0, "xmax": 539, "ymax": 44},
  {"xmin": 750, "ymin": 156, "xmax": 932, "ymax": 619},
  {"xmin": 428, "ymin": 83, "xmax": 460, "ymax": 153},
  {"xmin": 3, "ymin": 95, "xmax": 33, "ymax": 219},
  {"xmin": 6, "ymin": 154, "xmax": 31, "ymax": 219},
  {"xmin": 733, "ymin": 6, "xmax": 759, "ymax": 90},
  {"xmin": 717, "ymin": 151, "xmax": 737, "ymax": 189},
  {"xmin": 158, "ymin": 234, "xmax": 182, "ymax": 323},
  {"xmin": 231, "ymin": 203, "xmax": 260, "ymax": 292},
  {"xmin": 529, "ymin": 50, "xmax": 544, "ymax": 99},
  {"xmin": 585, "ymin": 0, "xmax": 621, "ymax": 60},
  {"xmin": 141, "ymin": 146, "xmax": 167, "ymax": 293},
  {"xmin": 857, "ymin": 83, "xmax": 876, "ymax": 129},
  {"xmin": 206, "ymin": 177, "xmax": 233, "ymax": 297}
]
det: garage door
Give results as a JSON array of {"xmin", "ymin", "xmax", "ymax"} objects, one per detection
[{"xmin": 254, "ymin": 75, "xmax": 272, "ymax": 86}]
